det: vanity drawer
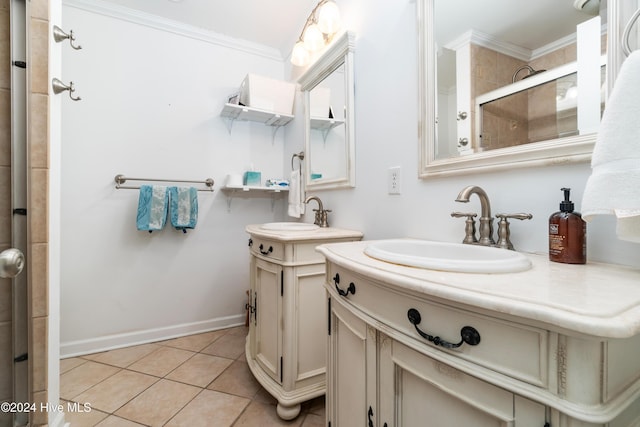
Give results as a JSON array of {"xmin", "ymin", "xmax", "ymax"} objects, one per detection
[
  {"xmin": 249, "ymin": 237, "xmax": 285, "ymax": 261},
  {"xmin": 327, "ymin": 264, "xmax": 548, "ymax": 388}
]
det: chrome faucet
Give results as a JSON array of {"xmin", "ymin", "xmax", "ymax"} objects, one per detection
[
  {"xmin": 304, "ymin": 195, "xmax": 331, "ymax": 227},
  {"xmin": 455, "ymin": 186, "xmax": 494, "ymax": 246}
]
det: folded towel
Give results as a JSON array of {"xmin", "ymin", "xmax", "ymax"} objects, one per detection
[
  {"xmin": 169, "ymin": 186, "xmax": 198, "ymax": 232},
  {"xmin": 136, "ymin": 185, "xmax": 169, "ymax": 232},
  {"xmin": 287, "ymin": 169, "xmax": 305, "ymax": 218},
  {"xmin": 582, "ymin": 50, "xmax": 640, "ymax": 243}
]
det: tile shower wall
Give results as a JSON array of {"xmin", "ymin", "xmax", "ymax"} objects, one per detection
[
  {"xmin": 470, "ymin": 44, "xmax": 528, "ymax": 150},
  {"xmin": 0, "ymin": 0, "xmax": 51, "ymax": 425}
]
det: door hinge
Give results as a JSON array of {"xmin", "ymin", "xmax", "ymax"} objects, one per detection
[
  {"xmin": 327, "ymin": 297, "xmax": 331, "ymax": 336},
  {"xmin": 13, "ymin": 208, "xmax": 27, "ymax": 215},
  {"xmin": 14, "ymin": 353, "xmax": 28, "ymax": 363},
  {"xmin": 13, "ymin": 60, "xmax": 27, "ymax": 69},
  {"xmin": 280, "ymin": 271, "xmax": 283, "ymax": 296},
  {"xmin": 280, "ymin": 356, "xmax": 283, "ymax": 383}
]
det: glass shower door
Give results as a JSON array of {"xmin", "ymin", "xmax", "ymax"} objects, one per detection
[{"xmin": 0, "ymin": 0, "xmax": 29, "ymax": 426}]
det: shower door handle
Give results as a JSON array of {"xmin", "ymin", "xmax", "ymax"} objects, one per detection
[{"xmin": 0, "ymin": 248, "xmax": 25, "ymax": 279}]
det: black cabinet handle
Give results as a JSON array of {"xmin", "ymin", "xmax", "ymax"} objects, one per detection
[
  {"xmin": 407, "ymin": 308, "xmax": 480, "ymax": 349},
  {"xmin": 333, "ymin": 273, "xmax": 356, "ymax": 297},
  {"xmin": 368, "ymin": 406, "xmax": 374, "ymax": 427},
  {"xmin": 259, "ymin": 244, "xmax": 273, "ymax": 255},
  {"xmin": 248, "ymin": 238, "xmax": 253, "ymax": 247}
]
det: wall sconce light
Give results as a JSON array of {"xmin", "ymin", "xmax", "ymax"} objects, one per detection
[{"xmin": 291, "ymin": 0, "xmax": 341, "ymax": 67}]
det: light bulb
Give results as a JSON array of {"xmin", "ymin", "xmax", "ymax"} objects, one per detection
[
  {"xmin": 318, "ymin": 1, "xmax": 341, "ymax": 34},
  {"xmin": 291, "ymin": 41, "xmax": 310, "ymax": 66},
  {"xmin": 303, "ymin": 24, "xmax": 324, "ymax": 51}
]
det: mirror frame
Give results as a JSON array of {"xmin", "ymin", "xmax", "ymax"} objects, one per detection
[
  {"xmin": 299, "ymin": 31, "xmax": 356, "ymax": 190},
  {"xmin": 417, "ymin": 0, "xmax": 612, "ymax": 178}
]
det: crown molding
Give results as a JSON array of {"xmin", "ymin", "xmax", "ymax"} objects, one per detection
[{"xmin": 63, "ymin": 0, "xmax": 284, "ymax": 61}]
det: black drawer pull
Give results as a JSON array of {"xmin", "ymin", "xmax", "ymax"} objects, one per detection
[
  {"xmin": 259, "ymin": 244, "xmax": 273, "ymax": 255},
  {"xmin": 407, "ymin": 308, "xmax": 480, "ymax": 349},
  {"xmin": 333, "ymin": 273, "xmax": 356, "ymax": 297}
]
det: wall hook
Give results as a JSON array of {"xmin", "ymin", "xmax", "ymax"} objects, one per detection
[
  {"xmin": 52, "ymin": 78, "xmax": 82, "ymax": 101},
  {"xmin": 53, "ymin": 25, "xmax": 82, "ymax": 50}
]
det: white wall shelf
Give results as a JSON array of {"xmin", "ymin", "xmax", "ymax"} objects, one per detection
[
  {"xmin": 220, "ymin": 103, "xmax": 294, "ymax": 142},
  {"xmin": 221, "ymin": 185, "xmax": 288, "ymax": 211},
  {"xmin": 310, "ymin": 117, "xmax": 344, "ymax": 143}
]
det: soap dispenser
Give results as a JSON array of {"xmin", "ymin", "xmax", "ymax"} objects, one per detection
[{"xmin": 549, "ymin": 188, "xmax": 586, "ymax": 264}]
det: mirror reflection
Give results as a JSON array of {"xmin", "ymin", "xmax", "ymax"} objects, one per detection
[
  {"xmin": 308, "ymin": 64, "xmax": 347, "ymax": 182},
  {"xmin": 422, "ymin": 0, "xmax": 607, "ymax": 175},
  {"xmin": 299, "ymin": 31, "xmax": 355, "ymax": 190}
]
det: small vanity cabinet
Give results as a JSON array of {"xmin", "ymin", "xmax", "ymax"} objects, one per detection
[
  {"xmin": 318, "ymin": 240, "xmax": 640, "ymax": 427},
  {"xmin": 244, "ymin": 224, "xmax": 362, "ymax": 420}
]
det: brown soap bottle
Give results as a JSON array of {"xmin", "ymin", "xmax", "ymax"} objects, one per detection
[{"xmin": 549, "ymin": 188, "xmax": 586, "ymax": 264}]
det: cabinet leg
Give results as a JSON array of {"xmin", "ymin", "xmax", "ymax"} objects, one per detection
[{"xmin": 276, "ymin": 402, "xmax": 301, "ymax": 420}]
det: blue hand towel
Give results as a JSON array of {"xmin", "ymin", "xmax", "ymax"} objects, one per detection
[
  {"xmin": 136, "ymin": 185, "xmax": 169, "ymax": 232},
  {"xmin": 169, "ymin": 186, "xmax": 198, "ymax": 232}
]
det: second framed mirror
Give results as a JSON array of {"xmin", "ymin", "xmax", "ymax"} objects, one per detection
[{"xmin": 299, "ymin": 31, "xmax": 356, "ymax": 190}]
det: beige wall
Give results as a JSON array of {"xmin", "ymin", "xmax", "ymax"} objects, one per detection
[{"xmin": 0, "ymin": 0, "xmax": 50, "ymax": 425}]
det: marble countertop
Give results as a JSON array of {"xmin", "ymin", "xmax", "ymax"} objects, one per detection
[
  {"xmin": 317, "ymin": 239, "xmax": 640, "ymax": 339},
  {"xmin": 246, "ymin": 224, "xmax": 363, "ymax": 242}
]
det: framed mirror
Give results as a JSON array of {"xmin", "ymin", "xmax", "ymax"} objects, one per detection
[
  {"xmin": 418, "ymin": 0, "xmax": 612, "ymax": 177},
  {"xmin": 299, "ymin": 31, "xmax": 356, "ymax": 190}
]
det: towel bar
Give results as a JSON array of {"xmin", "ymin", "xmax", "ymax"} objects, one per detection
[{"xmin": 114, "ymin": 174, "xmax": 214, "ymax": 191}]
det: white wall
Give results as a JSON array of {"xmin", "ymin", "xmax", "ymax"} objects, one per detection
[
  {"xmin": 289, "ymin": 0, "xmax": 639, "ymax": 268},
  {"xmin": 60, "ymin": 1, "xmax": 290, "ymax": 355},
  {"xmin": 60, "ymin": 0, "xmax": 640, "ymax": 356}
]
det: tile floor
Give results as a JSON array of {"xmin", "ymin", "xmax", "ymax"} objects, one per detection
[{"xmin": 60, "ymin": 326, "xmax": 324, "ymax": 426}]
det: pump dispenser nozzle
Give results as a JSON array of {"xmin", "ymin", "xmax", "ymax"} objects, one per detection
[{"xmin": 560, "ymin": 187, "xmax": 575, "ymax": 213}]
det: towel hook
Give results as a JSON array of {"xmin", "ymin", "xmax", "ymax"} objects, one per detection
[
  {"xmin": 53, "ymin": 25, "xmax": 82, "ymax": 50},
  {"xmin": 622, "ymin": 8, "xmax": 640, "ymax": 57},
  {"xmin": 52, "ymin": 78, "xmax": 81, "ymax": 101},
  {"xmin": 291, "ymin": 151, "xmax": 304, "ymax": 170}
]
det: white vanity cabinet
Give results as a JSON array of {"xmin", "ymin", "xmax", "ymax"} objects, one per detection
[
  {"xmin": 245, "ymin": 225, "xmax": 362, "ymax": 420},
  {"xmin": 319, "ymin": 240, "xmax": 640, "ymax": 427}
]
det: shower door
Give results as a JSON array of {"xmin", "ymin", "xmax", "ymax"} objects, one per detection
[{"xmin": 0, "ymin": 0, "xmax": 29, "ymax": 426}]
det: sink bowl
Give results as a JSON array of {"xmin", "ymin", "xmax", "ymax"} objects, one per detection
[
  {"xmin": 364, "ymin": 239, "xmax": 531, "ymax": 273},
  {"xmin": 260, "ymin": 222, "xmax": 320, "ymax": 231}
]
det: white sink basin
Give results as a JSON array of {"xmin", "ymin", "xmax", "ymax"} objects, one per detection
[
  {"xmin": 260, "ymin": 222, "xmax": 320, "ymax": 231},
  {"xmin": 364, "ymin": 239, "xmax": 531, "ymax": 273}
]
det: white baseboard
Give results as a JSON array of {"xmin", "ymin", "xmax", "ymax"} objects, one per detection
[{"xmin": 60, "ymin": 314, "xmax": 245, "ymax": 358}]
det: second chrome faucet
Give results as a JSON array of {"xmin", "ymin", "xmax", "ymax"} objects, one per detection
[{"xmin": 453, "ymin": 185, "xmax": 532, "ymax": 250}]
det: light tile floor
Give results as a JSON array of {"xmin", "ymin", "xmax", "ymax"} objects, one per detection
[{"xmin": 60, "ymin": 326, "xmax": 324, "ymax": 426}]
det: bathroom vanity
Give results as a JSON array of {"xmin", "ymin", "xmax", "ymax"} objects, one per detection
[
  {"xmin": 244, "ymin": 224, "xmax": 362, "ymax": 420},
  {"xmin": 318, "ymin": 239, "xmax": 640, "ymax": 427}
]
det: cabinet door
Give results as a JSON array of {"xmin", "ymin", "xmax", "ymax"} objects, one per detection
[
  {"xmin": 289, "ymin": 264, "xmax": 327, "ymax": 387},
  {"xmin": 327, "ymin": 295, "xmax": 376, "ymax": 427},
  {"xmin": 379, "ymin": 338, "xmax": 523, "ymax": 427},
  {"xmin": 253, "ymin": 258, "xmax": 283, "ymax": 384}
]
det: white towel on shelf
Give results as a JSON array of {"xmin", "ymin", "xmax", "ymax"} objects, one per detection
[
  {"xmin": 581, "ymin": 50, "xmax": 640, "ymax": 242},
  {"xmin": 287, "ymin": 169, "xmax": 305, "ymax": 218}
]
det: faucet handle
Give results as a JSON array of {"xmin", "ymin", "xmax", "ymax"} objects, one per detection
[
  {"xmin": 450, "ymin": 212, "xmax": 478, "ymax": 244},
  {"xmin": 496, "ymin": 213, "xmax": 533, "ymax": 221},
  {"xmin": 495, "ymin": 213, "xmax": 533, "ymax": 250}
]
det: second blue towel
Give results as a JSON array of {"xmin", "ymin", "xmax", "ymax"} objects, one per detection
[{"xmin": 169, "ymin": 186, "xmax": 198, "ymax": 231}]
